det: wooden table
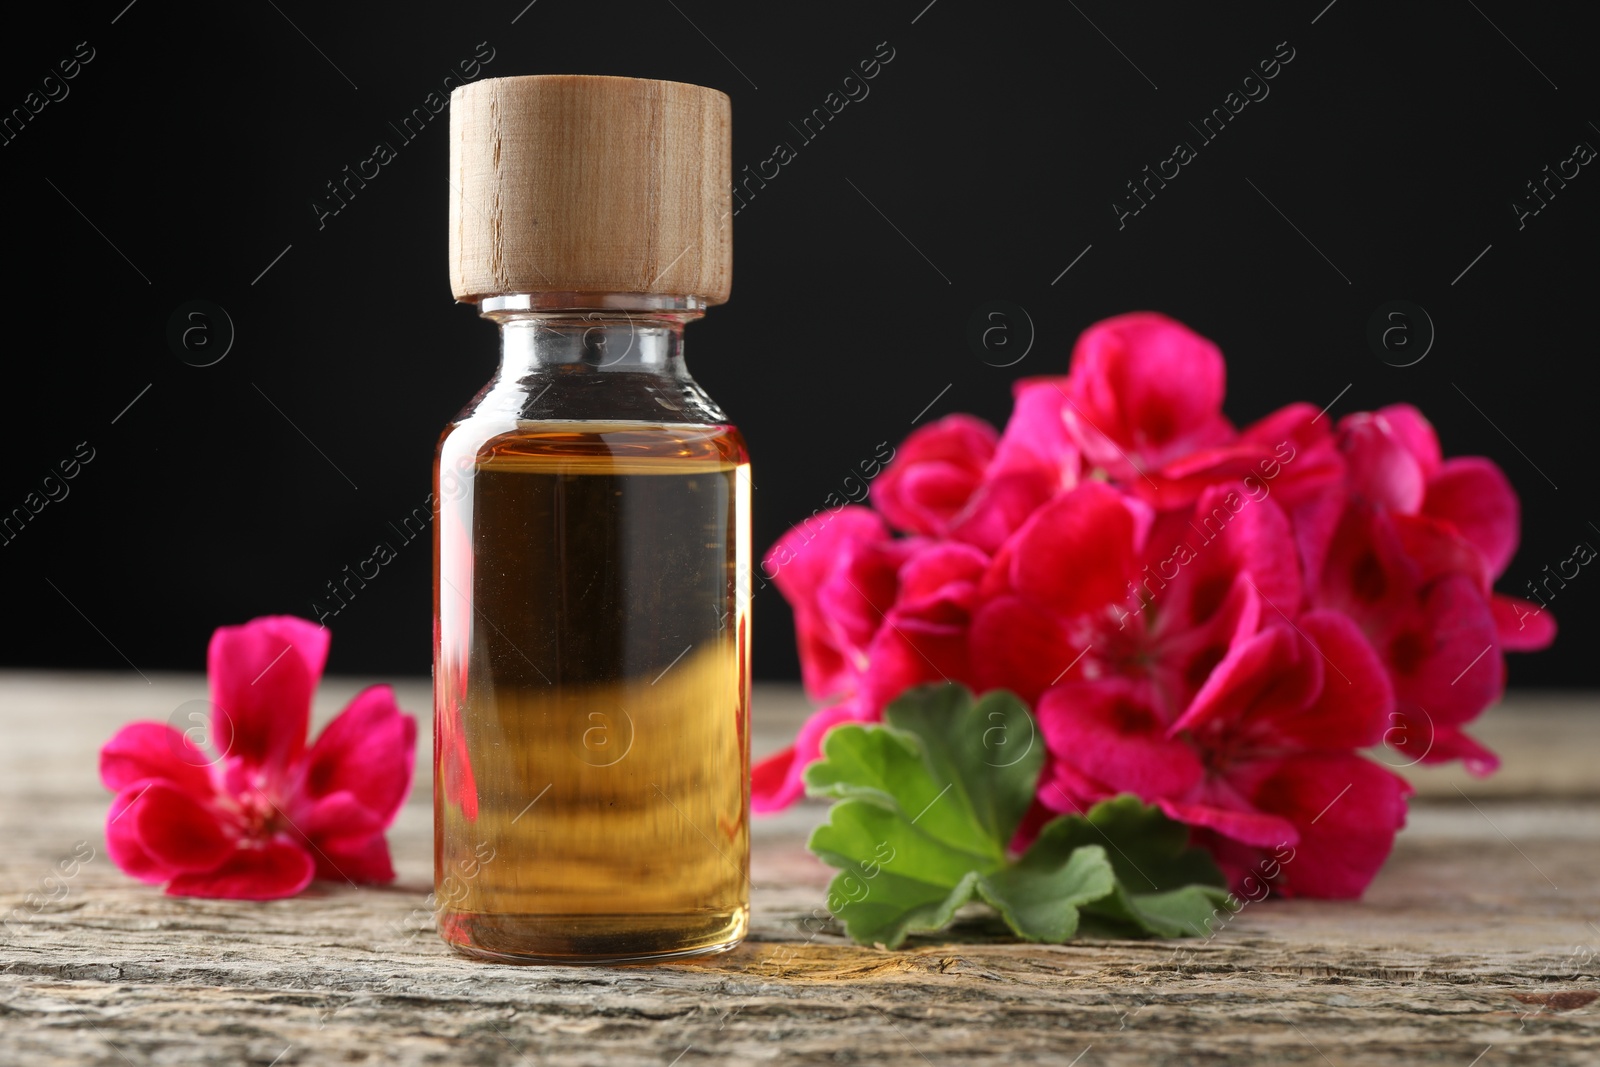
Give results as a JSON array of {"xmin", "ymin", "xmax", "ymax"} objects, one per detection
[{"xmin": 2, "ymin": 674, "xmax": 1598, "ymax": 1065}]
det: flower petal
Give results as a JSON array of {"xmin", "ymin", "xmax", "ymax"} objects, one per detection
[
  {"xmin": 1392, "ymin": 513, "xmax": 1492, "ymax": 590},
  {"xmin": 1157, "ymin": 484, "xmax": 1301, "ymax": 625},
  {"xmin": 814, "ymin": 538, "xmax": 917, "ymax": 675},
  {"xmin": 1065, "ymin": 311, "xmax": 1230, "ymax": 472},
  {"xmin": 1034, "ymin": 754, "xmax": 1118, "ymax": 816},
  {"xmin": 302, "ymin": 685, "xmax": 417, "ymax": 826},
  {"xmin": 1009, "ymin": 481, "xmax": 1144, "ymax": 619},
  {"xmin": 993, "ymin": 378, "xmax": 1077, "ymax": 477},
  {"xmin": 1157, "ymin": 796, "xmax": 1301, "ymax": 850},
  {"xmin": 1419, "ymin": 726, "xmax": 1501, "ymax": 777},
  {"xmin": 968, "ymin": 595, "xmax": 1078, "ymax": 706},
  {"xmin": 752, "ymin": 701, "xmax": 873, "ymax": 814},
  {"xmin": 870, "ymin": 415, "xmax": 997, "ymax": 536},
  {"xmin": 166, "ymin": 838, "xmax": 316, "ymax": 900},
  {"xmin": 104, "ymin": 784, "xmax": 175, "ymax": 884},
  {"xmin": 945, "ymin": 381, "xmax": 1082, "ymax": 553},
  {"xmin": 99, "ymin": 721, "xmax": 215, "ymax": 798},
  {"xmin": 1171, "ymin": 626, "xmax": 1306, "ymax": 739},
  {"xmin": 1374, "ymin": 404, "xmax": 1441, "ymax": 477},
  {"xmin": 751, "ymin": 745, "xmax": 800, "ymax": 814},
  {"xmin": 1423, "ymin": 457, "xmax": 1519, "ymax": 579},
  {"xmin": 766, "ymin": 507, "xmax": 894, "ymax": 701},
  {"xmin": 1037, "ymin": 679, "xmax": 1204, "ymax": 801},
  {"xmin": 1490, "ymin": 594, "xmax": 1556, "ymax": 651},
  {"xmin": 1244, "ymin": 406, "xmax": 1348, "ymax": 584},
  {"xmin": 1289, "ymin": 612, "xmax": 1394, "ymax": 750},
  {"xmin": 309, "ymin": 832, "xmax": 397, "ymax": 884},
  {"xmin": 208, "ymin": 616, "xmax": 330, "ymax": 774},
  {"xmin": 1179, "ymin": 612, "xmax": 1392, "ymax": 753},
  {"xmin": 1144, "ymin": 569, "xmax": 1264, "ymax": 715},
  {"xmin": 1339, "ymin": 411, "xmax": 1427, "ymax": 513},
  {"xmin": 896, "ymin": 542, "xmax": 989, "ymax": 607},
  {"xmin": 1386, "ymin": 574, "xmax": 1504, "ymax": 730},
  {"xmin": 133, "ymin": 782, "xmax": 235, "ymax": 874},
  {"xmin": 299, "ymin": 790, "xmax": 390, "ymax": 842},
  {"xmin": 1239, "ymin": 754, "xmax": 1412, "ymax": 898}
]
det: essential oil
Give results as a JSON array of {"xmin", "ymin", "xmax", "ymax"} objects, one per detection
[{"xmin": 434, "ymin": 75, "xmax": 746, "ymax": 963}]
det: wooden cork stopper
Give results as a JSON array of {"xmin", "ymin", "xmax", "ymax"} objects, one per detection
[{"xmin": 448, "ymin": 75, "xmax": 733, "ymax": 304}]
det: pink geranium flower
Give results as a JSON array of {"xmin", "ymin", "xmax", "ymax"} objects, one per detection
[
  {"xmin": 99, "ymin": 616, "xmax": 416, "ymax": 899},
  {"xmin": 870, "ymin": 414, "xmax": 999, "ymax": 539},
  {"xmin": 1035, "ymin": 612, "xmax": 1412, "ymax": 897},
  {"xmin": 1061, "ymin": 312, "xmax": 1233, "ymax": 479},
  {"xmin": 1313, "ymin": 406, "xmax": 1556, "ymax": 773},
  {"xmin": 1336, "ymin": 404, "xmax": 1554, "ymax": 649},
  {"xmin": 758, "ymin": 309, "xmax": 1554, "ymax": 901},
  {"xmin": 870, "ymin": 394, "xmax": 1083, "ymax": 556},
  {"xmin": 1315, "ymin": 504, "xmax": 1507, "ymax": 773},
  {"xmin": 969, "ymin": 479, "xmax": 1293, "ymax": 715}
]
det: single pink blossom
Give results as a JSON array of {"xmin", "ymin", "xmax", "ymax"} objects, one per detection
[
  {"xmin": 1036, "ymin": 613, "xmax": 1411, "ymax": 897},
  {"xmin": 1313, "ymin": 406, "xmax": 1554, "ymax": 773},
  {"xmin": 1314, "ymin": 504, "xmax": 1506, "ymax": 774},
  {"xmin": 872, "ymin": 393, "xmax": 1085, "ymax": 557},
  {"xmin": 1060, "ymin": 311, "xmax": 1234, "ymax": 479},
  {"xmin": 99, "ymin": 616, "xmax": 417, "ymax": 899},
  {"xmin": 1337, "ymin": 404, "xmax": 1552, "ymax": 647},
  {"xmin": 870, "ymin": 414, "xmax": 999, "ymax": 538}
]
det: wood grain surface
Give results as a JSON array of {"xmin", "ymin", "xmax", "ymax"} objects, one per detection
[{"xmin": 2, "ymin": 674, "xmax": 1597, "ymax": 1065}]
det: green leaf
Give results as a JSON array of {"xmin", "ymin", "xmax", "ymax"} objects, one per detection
[
  {"xmin": 882, "ymin": 685, "xmax": 1043, "ymax": 851},
  {"xmin": 802, "ymin": 685, "xmax": 1234, "ymax": 947},
  {"xmin": 802, "ymin": 721, "xmax": 998, "ymax": 864},
  {"xmin": 1078, "ymin": 879, "xmax": 1237, "ymax": 938},
  {"xmin": 1032, "ymin": 794, "xmax": 1234, "ymax": 938},
  {"xmin": 1037, "ymin": 793, "xmax": 1228, "ymax": 893},
  {"xmin": 808, "ymin": 799, "xmax": 986, "ymax": 947},
  {"xmin": 978, "ymin": 841, "xmax": 1115, "ymax": 942},
  {"xmin": 804, "ymin": 687, "xmax": 1041, "ymax": 947}
]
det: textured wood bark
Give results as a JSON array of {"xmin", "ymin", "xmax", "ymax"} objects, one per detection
[{"xmin": 2, "ymin": 676, "xmax": 1598, "ymax": 1065}]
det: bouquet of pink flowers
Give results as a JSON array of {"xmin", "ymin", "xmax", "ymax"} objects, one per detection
[{"xmin": 758, "ymin": 311, "xmax": 1554, "ymax": 900}]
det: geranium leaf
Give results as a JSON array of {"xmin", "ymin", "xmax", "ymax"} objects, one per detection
[
  {"xmin": 978, "ymin": 841, "xmax": 1116, "ymax": 942},
  {"xmin": 802, "ymin": 721, "xmax": 998, "ymax": 863},
  {"xmin": 807, "ymin": 799, "xmax": 987, "ymax": 948},
  {"xmin": 1078, "ymin": 879, "xmax": 1237, "ymax": 938},
  {"xmin": 1030, "ymin": 795, "xmax": 1233, "ymax": 937},
  {"xmin": 803, "ymin": 685, "xmax": 1231, "ymax": 947},
  {"xmin": 882, "ymin": 685, "xmax": 1043, "ymax": 851},
  {"xmin": 1040, "ymin": 793, "xmax": 1228, "ymax": 893}
]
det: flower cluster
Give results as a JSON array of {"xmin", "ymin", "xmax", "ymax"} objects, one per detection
[
  {"xmin": 756, "ymin": 312, "xmax": 1553, "ymax": 897},
  {"xmin": 99, "ymin": 617, "xmax": 416, "ymax": 899}
]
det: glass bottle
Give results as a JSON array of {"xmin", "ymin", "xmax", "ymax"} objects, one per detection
[{"xmin": 433, "ymin": 76, "xmax": 747, "ymax": 963}]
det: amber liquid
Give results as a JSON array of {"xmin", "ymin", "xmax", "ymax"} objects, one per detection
[{"xmin": 433, "ymin": 422, "xmax": 750, "ymax": 963}]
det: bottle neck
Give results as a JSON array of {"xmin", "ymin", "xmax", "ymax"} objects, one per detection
[
  {"xmin": 469, "ymin": 293, "xmax": 729, "ymax": 427},
  {"xmin": 482, "ymin": 293, "xmax": 705, "ymax": 379}
]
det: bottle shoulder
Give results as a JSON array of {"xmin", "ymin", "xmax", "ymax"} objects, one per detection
[
  {"xmin": 451, "ymin": 364, "xmax": 731, "ymax": 427},
  {"xmin": 437, "ymin": 420, "xmax": 747, "ymax": 482},
  {"xmin": 450, "ymin": 420, "xmax": 745, "ymax": 464}
]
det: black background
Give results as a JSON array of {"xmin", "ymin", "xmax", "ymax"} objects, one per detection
[{"xmin": 2, "ymin": 1, "xmax": 1594, "ymax": 687}]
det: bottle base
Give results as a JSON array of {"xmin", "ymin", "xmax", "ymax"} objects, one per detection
[{"xmin": 437, "ymin": 907, "xmax": 749, "ymax": 966}]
